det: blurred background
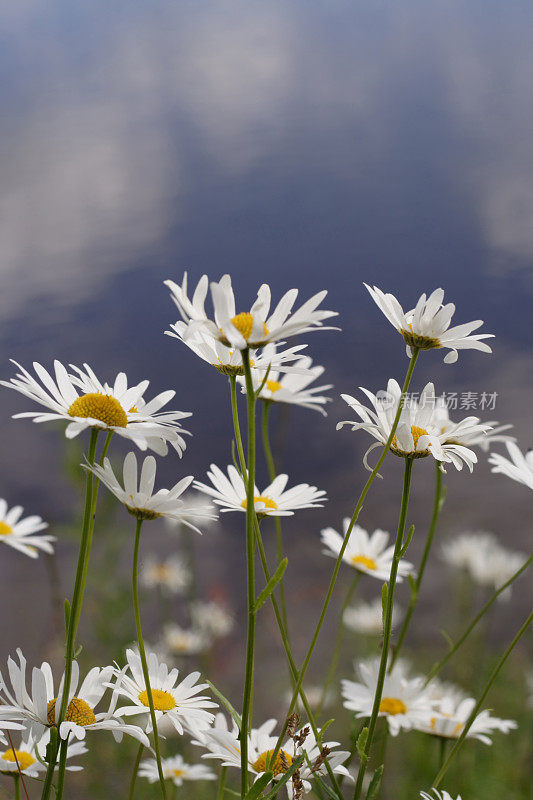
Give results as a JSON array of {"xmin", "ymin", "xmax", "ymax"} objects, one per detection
[{"xmin": 0, "ymin": 1, "xmax": 531, "ymax": 798}]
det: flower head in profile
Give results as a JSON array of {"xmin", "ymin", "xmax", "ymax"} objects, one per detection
[
  {"xmin": 194, "ymin": 464, "xmax": 327, "ymax": 517},
  {"xmin": 343, "ymin": 598, "xmax": 403, "ymax": 636},
  {"xmin": 0, "ymin": 499, "xmax": 55, "ymax": 559},
  {"xmin": 141, "ymin": 555, "xmax": 191, "ymax": 595},
  {"xmin": 0, "ymin": 649, "xmax": 148, "ymax": 745},
  {"xmin": 421, "ymin": 791, "xmax": 462, "ymax": 800},
  {"xmin": 341, "ymin": 659, "xmax": 436, "ymax": 736},
  {"xmin": 365, "ymin": 285, "xmax": 493, "ymax": 363},
  {"xmin": 238, "ymin": 346, "xmax": 332, "ymax": 415},
  {"xmin": 414, "ymin": 691, "xmax": 517, "ymax": 745},
  {"xmin": 0, "ymin": 731, "xmax": 87, "ymax": 777},
  {"xmin": 112, "ymin": 649, "xmax": 216, "ymax": 737},
  {"xmin": 194, "ymin": 713, "xmax": 351, "ymax": 796},
  {"xmin": 166, "ymin": 322, "xmax": 308, "ymax": 377},
  {"xmin": 84, "ymin": 452, "xmax": 216, "ymax": 532},
  {"xmin": 165, "ymin": 272, "xmax": 338, "ymax": 350},
  {"xmin": 434, "ymin": 400, "xmax": 514, "ymax": 452},
  {"xmin": 1, "ymin": 361, "xmax": 191, "ymax": 456},
  {"xmin": 139, "ymin": 754, "xmax": 215, "ymax": 786},
  {"xmin": 489, "ymin": 441, "xmax": 533, "ymax": 491},
  {"xmin": 321, "ymin": 521, "xmax": 414, "ymax": 582},
  {"xmin": 441, "ymin": 532, "xmax": 527, "ymax": 599},
  {"xmin": 338, "ymin": 380, "xmax": 486, "ymax": 471}
]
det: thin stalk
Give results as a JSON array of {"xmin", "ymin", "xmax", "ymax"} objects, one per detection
[
  {"xmin": 261, "ymin": 400, "xmax": 290, "ymax": 638},
  {"xmin": 216, "ymin": 766, "xmax": 228, "ymax": 800},
  {"xmin": 14, "ymin": 776, "xmax": 20, "ymax": 800},
  {"xmin": 432, "ymin": 608, "xmax": 533, "ymax": 788},
  {"xmin": 132, "ymin": 518, "xmax": 168, "ymax": 800},
  {"xmin": 42, "ymin": 428, "xmax": 99, "ymax": 800},
  {"xmin": 318, "ymin": 574, "xmax": 361, "ymax": 712},
  {"xmin": 55, "ymin": 738, "xmax": 69, "ymax": 799},
  {"xmin": 128, "ymin": 743, "xmax": 144, "ymax": 800},
  {"xmin": 391, "ymin": 461, "xmax": 444, "ymax": 668},
  {"xmin": 240, "ymin": 348, "xmax": 258, "ymax": 797},
  {"xmin": 271, "ymin": 349, "xmax": 419, "ymax": 764},
  {"xmin": 425, "ymin": 552, "xmax": 532, "ymax": 685},
  {"xmin": 352, "ymin": 458, "xmax": 414, "ymax": 800}
]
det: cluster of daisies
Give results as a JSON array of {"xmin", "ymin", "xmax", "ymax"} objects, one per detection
[{"xmin": 0, "ymin": 274, "xmax": 529, "ymax": 798}]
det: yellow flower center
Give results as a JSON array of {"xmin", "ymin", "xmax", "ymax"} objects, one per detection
[
  {"xmin": 392, "ymin": 425, "xmax": 431, "ymax": 456},
  {"xmin": 252, "ymin": 749, "xmax": 293, "ymax": 777},
  {"xmin": 230, "ymin": 313, "xmax": 269, "ymax": 342},
  {"xmin": 68, "ymin": 393, "xmax": 128, "ymax": 428},
  {"xmin": 0, "ymin": 522, "xmax": 13, "ymax": 536},
  {"xmin": 240, "ymin": 495, "xmax": 278, "ymax": 511},
  {"xmin": 171, "ymin": 769, "xmax": 184, "ymax": 779},
  {"xmin": 410, "ymin": 425, "xmax": 429, "ymax": 448},
  {"xmin": 266, "ymin": 380, "xmax": 282, "ymax": 393},
  {"xmin": 138, "ymin": 688, "xmax": 176, "ymax": 711},
  {"xmin": 379, "ymin": 697, "xmax": 407, "ymax": 715},
  {"xmin": 351, "ymin": 554, "xmax": 377, "ymax": 570},
  {"xmin": 1, "ymin": 749, "xmax": 36, "ymax": 771},
  {"xmin": 47, "ymin": 697, "xmax": 96, "ymax": 727}
]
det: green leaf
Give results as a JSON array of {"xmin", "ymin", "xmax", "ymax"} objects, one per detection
[
  {"xmin": 356, "ymin": 726, "xmax": 368, "ymax": 758},
  {"xmin": 319, "ymin": 718, "xmax": 335, "ymax": 738},
  {"xmin": 74, "ymin": 644, "xmax": 83, "ymax": 658},
  {"xmin": 440, "ymin": 629, "xmax": 454, "ymax": 651},
  {"xmin": 262, "ymin": 755, "xmax": 304, "ymax": 800},
  {"xmin": 253, "ymin": 559, "xmax": 288, "ymax": 614},
  {"xmin": 365, "ymin": 765, "xmax": 384, "ymax": 800},
  {"xmin": 64, "ymin": 599, "xmax": 71, "ymax": 632},
  {"xmin": 244, "ymin": 771, "xmax": 273, "ymax": 800},
  {"xmin": 407, "ymin": 573, "xmax": 418, "ymax": 601},
  {"xmin": 400, "ymin": 524, "xmax": 415, "ymax": 557},
  {"xmin": 206, "ymin": 680, "xmax": 242, "ymax": 729}
]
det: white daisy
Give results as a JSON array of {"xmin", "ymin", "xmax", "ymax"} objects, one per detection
[
  {"xmin": 489, "ymin": 441, "xmax": 533, "ymax": 491},
  {"xmin": 434, "ymin": 400, "xmax": 514, "ymax": 452},
  {"xmin": 141, "ymin": 555, "xmax": 191, "ymax": 594},
  {"xmin": 190, "ymin": 601, "xmax": 234, "ymax": 638},
  {"xmin": 84, "ymin": 452, "xmax": 216, "ymax": 532},
  {"xmin": 165, "ymin": 272, "xmax": 338, "ymax": 350},
  {"xmin": 1, "ymin": 360, "xmax": 191, "ymax": 456},
  {"xmin": 365, "ymin": 284, "xmax": 493, "ymax": 363},
  {"xmin": 0, "ymin": 730, "xmax": 87, "ymax": 777},
  {"xmin": 421, "ymin": 791, "xmax": 462, "ymax": 800},
  {"xmin": 341, "ymin": 659, "xmax": 436, "ymax": 736},
  {"xmin": 195, "ymin": 713, "xmax": 351, "ymax": 796},
  {"xmin": 0, "ymin": 649, "xmax": 148, "ymax": 745},
  {"xmin": 238, "ymin": 346, "xmax": 332, "ymax": 415},
  {"xmin": 413, "ymin": 693, "xmax": 517, "ymax": 745},
  {"xmin": 441, "ymin": 532, "xmax": 527, "ymax": 598},
  {"xmin": 0, "ymin": 721, "xmax": 25, "ymax": 747},
  {"xmin": 338, "ymin": 380, "xmax": 484, "ymax": 471},
  {"xmin": 0, "ymin": 499, "xmax": 55, "ymax": 559},
  {"xmin": 139, "ymin": 754, "xmax": 216, "ymax": 786},
  {"xmin": 165, "ymin": 491, "xmax": 220, "ymax": 532},
  {"xmin": 113, "ymin": 648, "xmax": 216, "ymax": 737},
  {"xmin": 162, "ymin": 624, "xmax": 210, "ymax": 657},
  {"xmin": 194, "ymin": 464, "xmax": 326, "ymax": 517},
  {"xmin": 166, "ymin": 322, "xmax": 309, "ymax": 377},
  {"xmin": 343, "ymin": 598, "xmax": 402, "ymax": 636},
  {"xmin": 321, "ymin": 521, "xmax": 414, "ymax": 582}
]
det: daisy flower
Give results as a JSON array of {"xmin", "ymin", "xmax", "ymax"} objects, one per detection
[
  {"xmin": 190, "ymin": 601, "xmax": 234, "ymax": 638},
  {"xmin": 489, "ymin": 441, "xmax": 533, "ymax": 491},
  {"xmin": 413, "ymin": 693, "xmax": 517, "ymax": 745},
  {"xmin": 343, "ymin": 598, "xmax": 402, "ymax": 636},
  {"xmin": 341, "ymin": 659, "xmax": 436, "ymax": 736},
  {"xmin": 139, "ymin": 754, "xmax": 215, "ymax": 786},
  {"xmin": 166, "ymin": 321, "xmax": 308, "ymax": 377},
  {"xmin": 162, "ymin": 624, "xmax": 210, "ymax": 657},
  {"xmin": 338, "ymin": 380, "xmax": 485, "ymax": 471},
  {"xmin": 0, "ymin": 499, "xmax": 55, "ymax": 559},
  {"xmin": 434, "ymin": 400, "xmax": 514, "ymax": 452},
  {"xmin": 441, "ymin": 532, "xmax": 528, "ymax": 598},
  {"xmin": 84, "ymin": 452, "xmax": 216, "ymax": 532},
  {"xmin": 195, "ymin": 713, "xmax": 351, "ymax": 796},
  {"xmin": 321, "ymin": 521, "xmax": 414, "ymax": 582},
  {"xmin": 238, "ymin": 346, "xmax": 332, "ymax": 414},
  {"xmin": 194, "ymin": 464, "xmax": 327, "ymax": 517},
  {"xmin": 165, "ymin": 272, "xmax": 338, "ymax": 350},
  {"xmin": 365, "ymin": 284, "xmax": 493, "ymax": 363},
  {"xmin": 112, "ymin": 648, "xmax": 216, "ymax": 737},
  {"xmin": 421, "ymin": 791, "xmax": 462, "ymax": 800},
  {"xmin": 0, "ymin": 730, "xmax": 87, "ymax": 777},
  {"xmin": 1, "ymin": 360, "xmax": 191, "ymax": 456},
  {"xmin": 0, "ymin": 649, "xmax": 149, "ymax": 745},
  {"xmin": 141, "ymin": 555, "xmax": 191, "ymax": 594}
]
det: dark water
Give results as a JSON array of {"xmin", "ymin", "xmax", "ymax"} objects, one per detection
[{"xmin": 0, "ymin": 1, "xmax": 532, "ymax": 679}]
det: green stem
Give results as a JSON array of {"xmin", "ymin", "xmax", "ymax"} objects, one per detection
[
  {"xmin": 240, "ymin": 349, "xmax": 257, "ymax": 797},
  {"xmin": 272, "ymin": 349, "xmax": 419, "ymax": 764},
  {"xmin": 432, "ymin": 608, "xmax": 533, "ymax": 788},
  {"xmin": 353, "ymin": 458, "xmax": 414, "ymax": 800},
  {"xmin": 261, "ymin": 400, "xmax": 290, "ymax": 640},
  {"xmin": 14, "ymin": 775, "xmax": 20, "ymax": 800},
  {"xmin": 128, "ymin": 743, "xmax": 144, "ymax": 800},
  {"xmin": 132, "ymin": 518, "xmax": 168, "ymax": 800},
  {"xmin": 319, "ymin": 574, "xmax": 361, "ymax": 712},
  {"xmin": 55, "ymin": 738, "xmax": 69, "ymax": 799},
  {"xmin": 391, "ymin": 461, "xmax": 444, "ymax": 668},
  {"xmin": 216, "ymin": 766, "xmax": 228, "ymax": 800},
  {"xmin": 425, "ymin": 552, "xmax": 532, "ymax": 685}
]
